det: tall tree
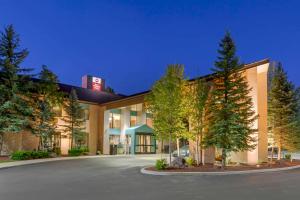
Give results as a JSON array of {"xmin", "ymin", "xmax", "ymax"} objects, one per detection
[
  {"xmin": 146, "ymin": 64, "xmax": 187, "ymax": 165},
  {"xmin": 32, "ymin": 65, "xmax": 63, "ymax": 150},
  {"xmin": 62, "ymin": 88, "xmax": 87, "ymax": 149},
  {"xmin": 204, "ymin": 32, "xmax": 256, "ymax": 168},
  {"xmin": 187, "ymin": 79, "xmax": 210, "ymax": 165},
  {"xmin": 0, "ymin": 25, "xmax": 33, "ymax": 154},
  {"xmin": 268, "ymin": 64, "xmax": 300, "ymax": 160}
]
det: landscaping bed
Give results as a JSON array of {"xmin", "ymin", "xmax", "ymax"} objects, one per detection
[
  {"xmin": 0, "ymin": 156, "xmax": 12, "ymax": 163},
  {"xmin": 0, "ymin": 147, "xmax": 90, "ymax": 163},
  {"xmin": 147, "ymin": 159, "xmax": 300, "ymax": 172}
]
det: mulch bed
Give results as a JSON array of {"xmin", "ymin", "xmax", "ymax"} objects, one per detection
[
  {"xmin": 147, "ymin": 159, "xmax": 300, "ymax": 172},
  {"xmin": 0, "ymin": 156, "xmax": 12, "ymax": 163},
  {"xmin": 0, "ymin": 156, "xmax": 10, "ymax": 161}
]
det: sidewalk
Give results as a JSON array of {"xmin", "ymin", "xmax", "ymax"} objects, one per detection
[{"xmin": 0, "ymin": 155, "xmax": 127, "ymax": 170}]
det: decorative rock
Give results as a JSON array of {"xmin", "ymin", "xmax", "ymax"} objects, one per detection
[{"xmin": 172, "ymin": 157, "xmax": 186, "ymax": 168}]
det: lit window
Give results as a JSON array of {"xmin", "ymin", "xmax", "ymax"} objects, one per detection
[{"xmin": 109, "ymin": 111, "xmax": 121, "ymax": 129}]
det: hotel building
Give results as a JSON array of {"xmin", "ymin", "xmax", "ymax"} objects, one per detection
[{"xmin": 1, "ymin": 59, "xmax": 273, "ymax": 164}]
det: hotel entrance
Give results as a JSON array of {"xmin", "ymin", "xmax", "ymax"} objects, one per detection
[
  {"xmin": 126, "ymin": 124, "xmax": 156, "ymax": 154},
  {"xmin": 135, "ymin": 134, "xmax": 156, "ymax": 154}
]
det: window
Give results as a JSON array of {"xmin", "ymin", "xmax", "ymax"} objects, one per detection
[
  {"xmin": 130, "ymin": 111, "xmax": 137, "ymax": 127},
  {"xmin": 109, "ymin": 111, "xmax": 121, "ymax": 129},
  {"xmin": 135, "ymin": 134, "xmax": 156, "ymax": 154}
]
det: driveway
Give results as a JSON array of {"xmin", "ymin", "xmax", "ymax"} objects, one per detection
[{"xmin": 0, "ymin": 155, "xmax": 299, "ymax": 200}]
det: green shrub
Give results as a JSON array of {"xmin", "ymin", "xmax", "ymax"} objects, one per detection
[
  {"xmin": 80, "ymin": 146, "xmax": 89, "ymax": 153},
  {"xmin": 285, "ymin": 154, "xmax": 292, "ymax": 160},
  {"xmin": 155, "ymin": 159, "xmax": 167, "ymax": 170},
  {"xmin": 11, "ymin": 151, "xmax": 31, "ymax": 160},
  {"xmin": 54, "ymin": 147, "xmax": 61, "ymax": 156},
  {"xmin": 11, "ymin": 151, "xmax": 49, "ymax": 160},
  {"xmin": 185, "ymin": 157, "xmax": 195, "ymax": 167},
  {"xmin": 68, "ymin": 146, "xmax": 89, "ymax": 156},
  {"xmin": 68, "ymin": 149, "xmax": 82, "ymax": 156}
]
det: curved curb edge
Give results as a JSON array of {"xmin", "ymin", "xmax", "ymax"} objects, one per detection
[
  {"xmin": 140, "ymin": 165, "xmax": 300, "ymax": 176},
  {"xmin": 0, "ymin": 155, "xmax": 132, "ymax": 170}
]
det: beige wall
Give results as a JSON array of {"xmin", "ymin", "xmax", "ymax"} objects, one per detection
[
  {"xmin": 88, "ymin": 105, "xmax": 100, "ymax": 154},
  {"xmin": 230, "ymin": 63, "xmax": 269, "ymax": 164},
  {"xmin": 55, "ymin": 102, "xmax": 101, "ymax": 155},
  {"xmin": 2, "ymin": 131, "xmax": 39, "ymax": 155}
]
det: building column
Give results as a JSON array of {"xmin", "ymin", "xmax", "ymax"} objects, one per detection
[
  {"xmin": 103, "ymin": 110, "xmax": 110, "ymax": 155},
  {"xmin": 121, "ymin": 107, "xmax": 130, "ymax": 153}
]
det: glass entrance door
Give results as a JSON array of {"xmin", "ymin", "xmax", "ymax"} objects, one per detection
[
  {"xmin": 109, "ymin": 135, "xmax": 120, "ymax": 155},
  {"xmin": 135, "ymin": 133, "xmax": 156, "ymax": 154}
]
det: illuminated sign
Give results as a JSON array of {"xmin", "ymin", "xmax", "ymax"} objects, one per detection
[{"xmin": 92, "ymin": 77, "xmax": 102, "ymax": 91}]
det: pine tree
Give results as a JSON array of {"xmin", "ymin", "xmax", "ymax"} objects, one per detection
[
  {"xmin": 0, "ymin": 25, "xmax": 33, "ymax": 154},
  {"xmin": 204, "ymin": 32, "xmax": 256, "ymax": 168},
  {"xmin": 146, "ymin": 64, "xmax": 188, "ymax": 165},
  {"xmin": 187, "ymin": 79, "xmax": 210, "ymax": 165},
  {"xmin": 62, "ymin": 88, "xmax": 87, "ymax": 149},
  {"xmin": 268, "ymin": 64, "xmax": 300, "ymax": 160},
  {"xmin": 32, "ymin": 65, "xmax": 63, "ymax": 150},
  {"xmin": 104, "ymin": 86, "xmax": 115, "ymax": 94}
]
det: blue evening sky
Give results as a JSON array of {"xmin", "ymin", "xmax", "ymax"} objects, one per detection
[{"xmin": 1, "ymin": 0, "xmax": 300, "ymax": 95}]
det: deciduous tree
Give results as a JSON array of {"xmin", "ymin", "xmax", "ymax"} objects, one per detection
[
  {"xmin": 146, "ymin": 64, "xmax": 187, "ymax": 165},
  {"xmin": 186, "ymin": 79, "xmax": 210, "ymax": 165}
]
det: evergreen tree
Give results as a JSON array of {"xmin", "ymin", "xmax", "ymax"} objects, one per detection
[
  {"xmin": 62, "ymin": 88, "xmax": 87, "ymax": 149},
  {"xmin": 268, "ymin": 64, "xmax": 300, "ymax": 160},
  {"xmin": 0, "ymin": 25, "xmax": 33, "ymax": 154},
  {"xmin": 104, "ymin": 86, "xmax": 115, "ymax": 94},
  {"xmin": 32, "ymin": 65, "xmax": 63, "ymax": 150},
  {"xmin": 146, "ymin": 64, "xmax": 187, "ymax": 165},
  {"xmin": 205, "ymin": 32, "xmax": 256, "ymax": 168},
  {"xmin": 187, "ymin": 79, "xmax": 210, "ymax": 165}
]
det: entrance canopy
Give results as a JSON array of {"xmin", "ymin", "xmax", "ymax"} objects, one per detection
[{"xmin": 125, "ymin": 124, "xmax": 154, "ymax": 135}]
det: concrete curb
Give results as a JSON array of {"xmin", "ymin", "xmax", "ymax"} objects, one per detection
[
  {"xmin": 0, "ymin": 155, "xmax": 131, "ymax": 170},
  {"xmin": 140, "ymin": 165, "xmax": 300, "ymax": 176}
]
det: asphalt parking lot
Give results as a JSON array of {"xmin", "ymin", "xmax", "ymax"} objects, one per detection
[{"xmin": 0, "ymin": 156, "xmax": 299, "ymax": 200}]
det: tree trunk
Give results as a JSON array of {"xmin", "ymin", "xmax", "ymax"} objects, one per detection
[
  {"xmin": 277, "ymin": 146, "xmax": 282, "ymax": 160},
  {"xmin": 0, "ymin": 133, "xmax": 3, "ymax": 156},
  {"xmin": 221, "ymin": 149, "xmax": 226, "ymax": 169},
  {"xmin": 195, "ymin": 134, "xmax": 200, "ymax": 165},
  {"xmin": 169, "ymin": 133, "xmax": 172, "ymax": 166},
  {"xmin": 38, "ymin": 135, "xmax": 44, "ymax": 151},
  {"xmin": 176, "ymin": 138, "xmax": 180, "ymax": 158},
  {"xmin": 202, "ymin": 148, "xmax": 205, "ymax": 165},
  {"xmin": 160, "ymin": 134, "xmax": 163, "ymax": 159},
  {"xmin": 200, "ymin": 133, "xmax": 203, "ymax": 165},
  {"xmin": 270, "ymin": 145, "xmax": 274, "ymax": 164},
  {"xmin": 71, "ymin": 122, "xmax": 74, "ymax": 149}
]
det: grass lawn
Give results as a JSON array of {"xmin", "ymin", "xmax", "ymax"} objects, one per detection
[{"xmin": 0, "ymin": 160, "xmax": 14, "ymax": 163}]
